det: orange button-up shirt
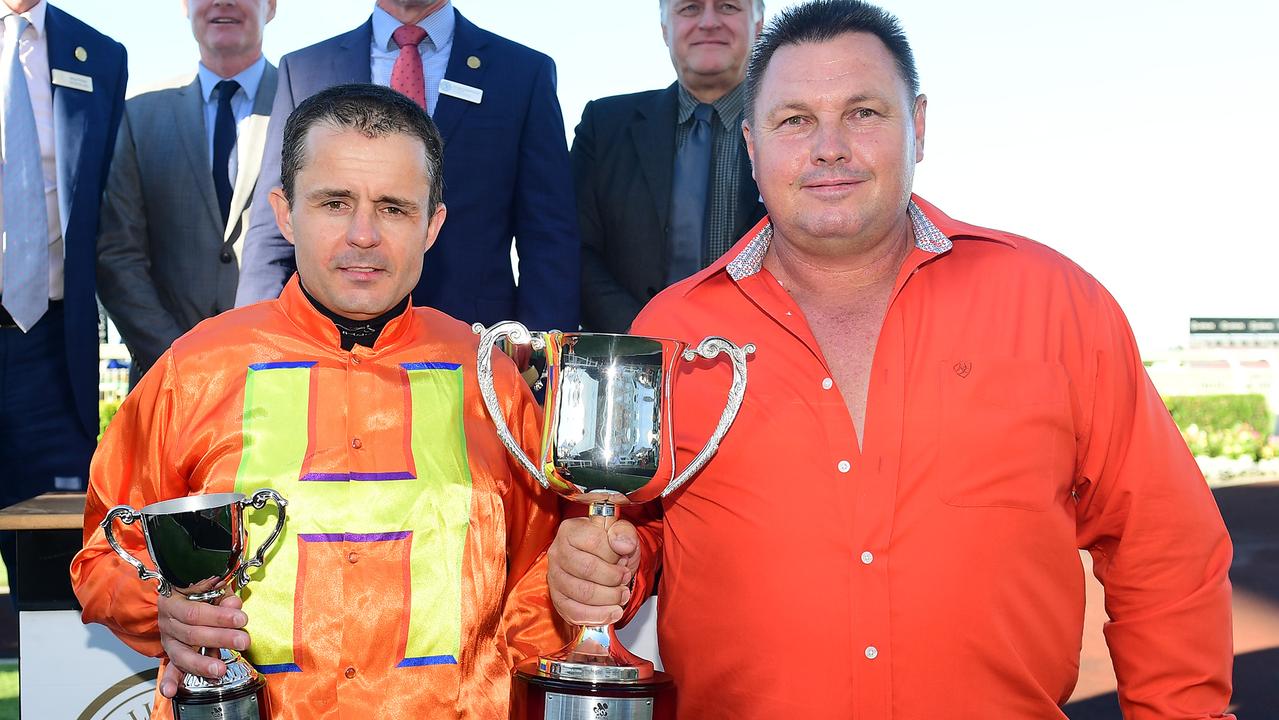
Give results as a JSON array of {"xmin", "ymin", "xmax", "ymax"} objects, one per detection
[
  {"xmin": 624, "ymin": 197, "xmax": 1234, "ymax": 719},
  {"xmin": 72, "ymin": 277, "xmax": 567, "ymax": 719}
]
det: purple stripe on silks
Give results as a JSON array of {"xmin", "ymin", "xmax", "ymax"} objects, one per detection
[
  {"xmin": 299, "ymin": 531, "xmax": 412, "ymax": 543},
  {"xmin": 400, "ymin": 362, "xmax": 461, "ymax": 371},
  {"xmin": 300, "ymin": 471, "xmax": 417, "ymax": 482},
  {"xmin": 298, "ymin": 533, "xmax": 344, "ymax": 542},
  {"xmin": 350, "ymin": 471, "xmax": 415, "ymax": 481},
  {"xmin": 248, "ymin": 361, "xmax": 317, "ymax": 371},
  {"xmin": 257, "ymin": 663, "xmax": 302, "ymax": 674},
  {"xmin": 346, "ymin": 531, "xmax": 411, "ymax": 542},
  {"xmin": 396, "ymin": 655, "xmax": 458, "ymax": 668},
  {"xmin": 299, "ymin": 473, "xmax": 349, "ymax": 482}
]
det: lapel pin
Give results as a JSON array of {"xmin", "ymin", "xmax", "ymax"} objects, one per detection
[
  {"xmin": 466, "ymin": 55, "xmax": 480, "ymax": 69},
  {"xmin": 75, "ymin": 46, "xmax": 87, "ymax": 62}
]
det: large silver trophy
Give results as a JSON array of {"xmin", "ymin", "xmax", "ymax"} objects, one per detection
[
  {"xmin": 101, "ymin": 490, "xmax": 287, "ymax": 720},
  {"xmin": 475, "ymin": 322, "xmax": 752, "ymax": 719}
]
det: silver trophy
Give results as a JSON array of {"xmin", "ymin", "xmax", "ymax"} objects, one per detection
[
  {"xmin": 101, "ymin": 490, "xmax": 287, "ymax": 720},
  {"xmin": 475, "ymin": 322, "xmax": 752, "ymax": 718}
]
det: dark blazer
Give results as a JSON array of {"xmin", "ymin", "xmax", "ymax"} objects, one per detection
[
  {"xmin": 235, "ymin": 10, "xmax": 579, "ymax": 332},
  {"xmin": 45, "ymin": 5, "xmax": 128, "ymax": 437},
  {"xmin": 574, "ymin": 82, "xmax": 765, "ymax": 333},
  {"xmin": 98, "ymin": 65, "xmax": 278, "ymax": 384}
]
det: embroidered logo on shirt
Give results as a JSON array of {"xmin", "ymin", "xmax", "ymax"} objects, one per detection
[{"xmin": 953, "ymin": 361, "xmax": 972, "ymax": 378}]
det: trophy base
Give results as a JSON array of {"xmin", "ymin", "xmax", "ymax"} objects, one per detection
[
  {"xmin": 174, "ymin": 677, "xmax": 270, "ymax": 720},
  {"xmin": 511, "ymin": 660, "xmax": 675, "ymax": 720},
  {"xmin": 174, "ymin": 648, "xmax": 272, "ymax": 720}
]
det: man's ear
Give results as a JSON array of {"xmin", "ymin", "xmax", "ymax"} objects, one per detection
[
  {"xmin": 912, "ymin": 94, "xmax": 928, "ymax": 163},
  {"xmin": 268, "ymin": 188, "xmax": 295, "ymax": 247},
  {"xmin": 423, "ymin": 202, "xmax": 447, "ymax": 254}
]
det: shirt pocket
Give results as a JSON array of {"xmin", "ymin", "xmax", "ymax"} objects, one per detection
[{"xmin": 935, "ymin": 358, "xmax": 1075, "ymax": 511}]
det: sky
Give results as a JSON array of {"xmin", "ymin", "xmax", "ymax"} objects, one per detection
[{"xmin": 56, "ymin": 0, "xmax": 1279, "ymax": 353}]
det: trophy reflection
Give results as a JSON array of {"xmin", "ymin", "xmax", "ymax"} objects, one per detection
[
  {"xmin": 475, "ymin": 322, "xmax": 752, "ymax": 720},
  {"xmin": 101, "ymin": 489, "xmax": 287, "ymax": 720}
]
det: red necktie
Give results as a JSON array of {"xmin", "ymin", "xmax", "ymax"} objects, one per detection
[{"xmin": 390, "ymin": 24, "xmax": 428, "ymax": 109}]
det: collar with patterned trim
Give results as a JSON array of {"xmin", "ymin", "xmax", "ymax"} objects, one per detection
[{"xmin": 726, "ymin": 200, "xmax": 952, "ymax": 281}]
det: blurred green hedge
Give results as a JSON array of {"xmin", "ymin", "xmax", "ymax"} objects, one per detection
[
  {"xmin": 99, "ymin": 399, "xmax": 121, "ymax": 440},
  {"xmin": 1163, "ymin": 394, "xmax": 1271, "ymax": 434}
]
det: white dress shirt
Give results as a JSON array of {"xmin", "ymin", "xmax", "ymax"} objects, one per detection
[
  {"xmin": 369, "ymin": 1, "xmax": 454, "ymax": 116},
  {"xmin": 0, "ymin": 0, "xmax": 62, "ymax": 300}
]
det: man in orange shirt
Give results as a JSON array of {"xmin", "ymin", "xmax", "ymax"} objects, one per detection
[
  {"xmin": 546, "ymin": 1, "xmax": 1235, "ymax": 717},
  {"xmin": 72, "ymin": 84, "xmax": 566, "ymax": 719}
]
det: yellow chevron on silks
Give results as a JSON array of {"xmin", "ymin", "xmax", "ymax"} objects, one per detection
[{"xmin": 232, "ymin": 361, "xmax": 473, "ymax": 673}]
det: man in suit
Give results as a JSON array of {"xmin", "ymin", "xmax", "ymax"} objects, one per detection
[
  {"xmin": 236, "ymin": 0, "xmax": 579, "ymax": 333},
  {"xmin": 575, "ymin": 0, "xmax": 766, "ymax": 332},
  {"xmin": 0, "ymin": 0, "xmax": 126, "ymax": 587},
  {"xmin": 97, "ymin": 0, "xmax": 277, "ymax": 386}
]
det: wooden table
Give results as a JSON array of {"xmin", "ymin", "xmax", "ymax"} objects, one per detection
[
  {"xmin": 0, "ymin": 492, "xmax": 84, "ymax": 612},
  {"xmin": 0, "ymin": 492, "xmax": 84, "ymax": 531},
  {"xmin": 0, "ymin": 493, "xmax": 160, "ymax": 717}
]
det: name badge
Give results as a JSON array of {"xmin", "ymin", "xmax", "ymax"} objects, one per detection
[
  {"xmin": 439, "ymin": 79, "xmax": 482, "ymax": 105},
  {"xmin": 52, "ymin": 69, "xmax": 93, "ymax": 93}
]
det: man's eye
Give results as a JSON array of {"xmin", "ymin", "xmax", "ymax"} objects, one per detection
[
  {"xmin": 853, "ymin": 108, "xmax": 877, "ymax": 120},
  {"xmin": 324, "ymin": 201, "xmax": 346, "ymax": 211},
  {"xmin": 782, "ymin": 115, "xmax": 806, "ymax": 127},
  {"xmin": 719, "ymin": 2, "xmax": 741, "ymax": 12},
  {"xmin": 383, "ymin": 206, "xmax": 405, "ymax": 215}
]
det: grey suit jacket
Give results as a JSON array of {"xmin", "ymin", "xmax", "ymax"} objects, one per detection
[{"xmin": 97, "ymin": 64, "xmax": 277, "ymax": 382}]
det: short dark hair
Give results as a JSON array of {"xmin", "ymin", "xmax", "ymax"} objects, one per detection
[
  {"xmin": 280, "ymin": 83, "xmax": 445, "ymax": 212},
  {"xmin": 745, "ymin": 0, "xmax": 920, "ymax": 121}
]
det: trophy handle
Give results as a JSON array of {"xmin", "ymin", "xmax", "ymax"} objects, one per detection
[
  {"xmin": 661, "ymin": 336, "xmax": 755, "ymax": 499},
  {"xmin": 101, "ymin": 505, "xmax": 172, "ymax": 597},
  {"xmin": 473, "ymin": 321, "xmax": 552, "ymax": 489},
  {"xmin": 234, "ymin": 489, "xmax": 288, "ymax": 590}
]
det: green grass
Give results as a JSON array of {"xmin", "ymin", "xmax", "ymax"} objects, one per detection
[
  {"xmin": 0, "ymin": 562, "xmax": 15, "ymax": 718},
  {"xmin": 0, "ymin": 662, "xmax": 16, "ymax": 720}
]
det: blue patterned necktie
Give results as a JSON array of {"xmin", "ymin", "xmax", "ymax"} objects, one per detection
[
  {"xmin": 1, "ymin": 13, "xmax": 49, "ymax": 331},
  {"xmin": 212, "ymin": 79, "xmax": 240, "ymax": 225},
  {"xmin": 667, "ymin": 102, "xmax": 714, "ymax": 286}
]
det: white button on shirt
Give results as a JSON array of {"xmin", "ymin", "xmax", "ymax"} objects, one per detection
[
  {"xmin": 865, "ymin": 646, "xmax": 879, "ymax": 660},
  {"xmin": 860, "ymin": 551, "xmax": 874, "ymax": 565},
  {"xmin": 0, "ymin": 1, "xmax": 62, "ymax": 300},
  {"xmin": 821, "ymin": 377, "xmax": 833, "ymax": 390},
  {"xmin": 837, "ymin": 460, "xmax": 851, "ymax": 473}
]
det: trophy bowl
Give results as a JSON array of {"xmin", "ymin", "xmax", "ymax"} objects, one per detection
[
  {"xmin": 475, "ymin": 322, "xmax": 752, "ymax": 719},
  {"xmin": 102, "ymin": 489, "xmax": 286, "ymax": 720}
]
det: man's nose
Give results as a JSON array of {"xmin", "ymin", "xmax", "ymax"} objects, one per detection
[
  {"xmin": 697, "ymin": 6, "xmax": 726, "ymax": 30},
  {"xmin": 811, "ymin": 122, "xmax": 851, "ymax": 166},
  {"xmin": 346, "ymin": 206, "xmax": 380, "ymax": 248}
]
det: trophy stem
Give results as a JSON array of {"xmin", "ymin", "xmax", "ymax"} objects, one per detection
[
  {"xmin": 532, "ymin": 499, "xmax": 654, "ymax": 683},
  {"xmin": 588, "ymin": 499, "xmax": 616, "ymax": 525},
  {"xmin": 537, "ymin": 622, "xmax": 654, "ymax": 683}
]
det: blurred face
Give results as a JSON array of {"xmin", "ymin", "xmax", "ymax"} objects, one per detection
[
  {"xmin": 662, "ymin": 1, "xmax": 762, "ymax": 92},
  {"xmin": 184, "ymin": 0, "xmax": 275, "ymax": 58},
  {"xmin": 745, "ymin": 32, "xmax": 926, "ymax": 256},
  {"xmin": 269, "ymin": 126, "xmax": 447, "ymax": 320}
]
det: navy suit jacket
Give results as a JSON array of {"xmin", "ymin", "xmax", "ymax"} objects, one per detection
[
  {"xmin": 574, "ymin": 83, "xmax": 764, "ymax": 332},
  {"xmin": 235, "ymin": 10, "xmax": 579, "ymax": 331},
  {"xmin": 45, "ymin": 5, "xmax": 127, "ymax": 437}
]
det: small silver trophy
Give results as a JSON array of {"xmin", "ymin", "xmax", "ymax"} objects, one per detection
[
  {"xmin": 474, "ymin": 322, "xmax": 752, "ymax": 719},
  {"xmin": 101, "ymin": 490, "xmax": 287, "ymax": 720}
]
